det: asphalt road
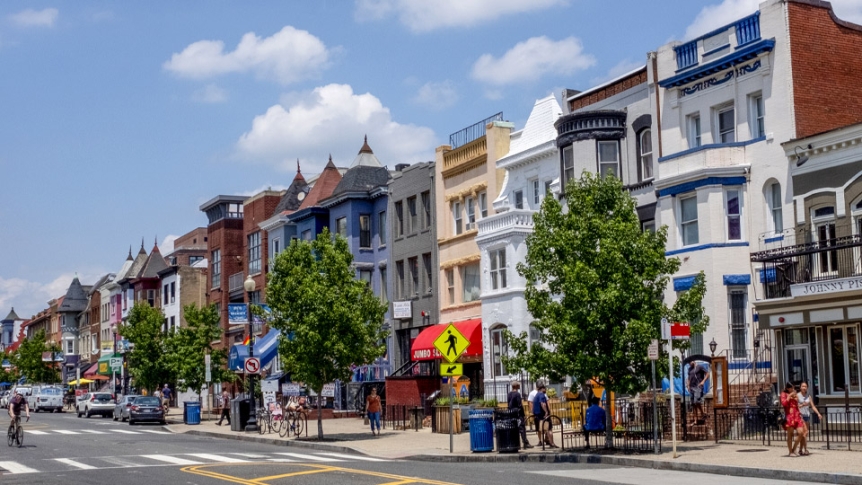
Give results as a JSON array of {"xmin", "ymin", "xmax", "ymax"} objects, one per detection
[{"xmin": 0, "ymin": 410, "xmax": 819, "ymax": 485}]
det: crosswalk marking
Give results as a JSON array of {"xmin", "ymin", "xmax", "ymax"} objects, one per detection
[
  {"xmin": 187, "ymin": 453, "xmax": 247, "ymax": 463},
  {"xmin": 0, "ymin": 461, "xmax": 39, "ymax": 474},
  {"xmin": 141, "ymin": 455, "xmax": 202, "ymax": 465},
  {"xmin": 109, "ymin": 429, "xmax": 141, "ymax": 434},
  {"xmin": 54, "ymin": 458, "xmax": 96, "ymax": 470},
  {"xmin": 27, "ymin": 430, "xmax": 49, "ymax": 435},
  {"xmin": 316, "ymin": 452, "xmax": 389, "ymax": 462},
  {"xmin": 138, "ymin": 430, "xmax": 171, "ymax": 435},
  {"xmin": 232, "ymin": 453, "xmax": 268, "ymax": 458},
  {"xmin": 54, "ymin": 430, "xmax": 80, "ymax": 435},
  {"xmin": 275, "ymin": 452, "xmax": 343, "ymax": 462},
  {"xmin": 80, "ymin": 430, "xmax": 108, "ymax": 434}
]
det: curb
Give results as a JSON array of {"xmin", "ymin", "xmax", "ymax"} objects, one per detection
[
  {"xmin": 175, "ymin": 428, "xmax": 366, "ymax": 456},
  {"xmin": 404, "ymin": 452, "xmax": 860, "ymax": 485}
]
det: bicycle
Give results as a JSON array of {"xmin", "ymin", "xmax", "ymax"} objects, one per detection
[
  {"xmin": 7, "ymin": 415, "xmax": 28, "ymax": 448},
  {"xmin": 256, "ymin": 409, "xmax": 271, "ymax": 435},
  {"xmin": 279, "ymin": 408, "xmax": 306, "ymax": 438}
]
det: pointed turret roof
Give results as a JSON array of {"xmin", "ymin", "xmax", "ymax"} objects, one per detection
[
  {"xmin": 272, "ymin": 162, "xmax": 310, "ymax": 216},
  {"xmin": 139, "ymin": 242, "xmax": 169, "ymax": 279},
  {"xmin": 58, "ymin": 277, "xmax": 89, "ymax": 314},
  {"xmin": 297, "ymin": 157, "xmax": 343, "ymax": 210},
  {"xmin": 2, "ymin": 308, "xmax": 20, "ymax": 322},
  {"xmin": 123, "ymin": 242, "xmax": 149, "ymax": 282},
  {"xmin": 348, "ymin": 136, "xmax": 382, "ymax": 169}
]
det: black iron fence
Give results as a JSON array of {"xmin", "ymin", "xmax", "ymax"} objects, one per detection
[
  {"xmin": 714, "ymin": 405, "xmax": 862, "ymax": 450},
  {"xmin": 383, "ymin": 404, "xmax": 424, "ymax": 431},
  {"xmin": 559, "ymin": 399, "xmax": 668, "ymax": 453}
]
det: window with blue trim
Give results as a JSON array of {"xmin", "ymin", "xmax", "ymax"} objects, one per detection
[
  {"xmin": 729, "ymin": 288, "xmax": 748, "ymax": 359},
  {"xmin": 726, "ymin": 189, "xmax": 742, "ymax": 241},
  {"xmin": 680, "ymin": 195, "xmax": 699, "ymax": 246}
]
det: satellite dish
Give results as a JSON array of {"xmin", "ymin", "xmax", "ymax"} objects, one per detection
[{"xmin": 91, "ymin": 347, "xmax": 100, "ymax": 355}]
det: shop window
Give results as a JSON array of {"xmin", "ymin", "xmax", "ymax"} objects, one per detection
[{"xmin": 829, "ymin": 325, "xmax": 861, "ymax": 394}]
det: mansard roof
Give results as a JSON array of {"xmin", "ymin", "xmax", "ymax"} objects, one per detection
[{"xmin": 328, "ymin": 165, "xmax": 390, "ymax": 199}]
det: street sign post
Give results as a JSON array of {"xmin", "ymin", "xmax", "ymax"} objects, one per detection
[
  {"xmin": 662, "ymin": 317, "xmax": 679, "ymax": 458},
  {"xmin": 205, "ymin": 353, "xmax": 212, "ymax": 383},
  {"xmin": 110, "ymin": 357, "xmax": 122, "ymax": 371},
  {"xmin": 440, "ymin": 363, "xmax": 463, "ymax": 377},
  {"xmin": 433, "ymin": 324, "xmax": 470, "ymax": 363},
  {"xmin": 649, "ymin": 338, "xmax": 659, "ymax": 455},
  {"xmin": 244, "ymin": 357, "xmax": 261, "ymax": 374}
]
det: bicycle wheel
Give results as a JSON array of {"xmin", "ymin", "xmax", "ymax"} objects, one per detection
[
  {"xmin": 271, "ymin": 416, "xmax": 282, "ymax": 435},
  {"xmin": 279, "ymin": 415, "xmax": 291, "ymax": 438},
  {"xmin": 257, "ymin": 413, "xmax": 268, "ymax": 434},
  {"xmin": 7, "ymin": 426, "xmax": 14, "ymax": 447},
  {"xmin": 15, "ymin": 426, "xmax": 22, "ymax": 447},
  {"xmin": 293, "ymin": 414, "xmax": 304, "ymax": 437}
]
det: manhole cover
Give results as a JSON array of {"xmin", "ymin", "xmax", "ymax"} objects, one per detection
[{"xmin": 736, "ymin": 449, "xmax": 768, "ymax": 452}]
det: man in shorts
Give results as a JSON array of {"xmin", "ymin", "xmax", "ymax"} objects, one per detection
[
  {"xmin": 687, "ymin": 362, "xmax": 709, "ymax": 425},
  {"xmin": 531, "ymin": 384, "xmax": 557, "ymax": 448}
]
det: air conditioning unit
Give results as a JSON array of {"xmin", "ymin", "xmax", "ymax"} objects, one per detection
[{"xmin": 466, "ymin": 222, "xmax": 476, "ymax": 230}]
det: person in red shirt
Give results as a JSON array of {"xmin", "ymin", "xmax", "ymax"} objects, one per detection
[
  {"xmin": 365, "ymin": 387, "xmax": 381, "ymax": 436},
  {"xmin": 780, "ymin": 382, "xmax": 805, "ymax": 456}
]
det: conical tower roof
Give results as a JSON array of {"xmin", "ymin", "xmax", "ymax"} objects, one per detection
[
  {"xmin": 272, "ymin": 161, "xmax": 309, "ymax": 216},
  {"xmin": 59, "ymin": 277, "xmax": 89, "ymax": 314},
  {"xmin": 140, "ymin": 242, "xmax": 169, "ymax": 279},
  {"xmin": 2, "ymin": 308, "xmax": 21, "ymax": 322},
  {"xmin": 297, "ymin": 156, "xmax": 343, "ymax": 210},
  {"xmin": 348, "ymin": 136, "xmax": 382, "ymax": 168},
  {"xmin": 125, "ymin": 241, "xmax": 149, "ymax": 281}
]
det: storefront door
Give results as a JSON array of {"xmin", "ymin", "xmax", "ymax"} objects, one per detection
[
  {"xmin": 785, "ymin": 345, "xmax": 810, "ymax": 386},
  {"xmin": 829, "ymin": 325, "xmax": 861, "ymax": 394}
]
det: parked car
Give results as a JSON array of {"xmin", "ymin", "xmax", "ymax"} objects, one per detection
[
  {"xmin": 77, "ymin": 392, "xmax": 115, "ymax": 418},
  {"xmin": 32, "ymin": 386, "xmax": 64, "ymax": 413},
  {"xmin": 128, "ymin": 396, "xmax": 165, "ymax": 425},
  {"xmin": 11, "ymin": 386, "xmax": 32, "ymax": 401},
  {"xmin": 113, "ymin": 395, "xmax": 140, "ymax": 422},
  {"xmin": 0, "ymin": 390, "xmax": 10, "ymax": 408}
]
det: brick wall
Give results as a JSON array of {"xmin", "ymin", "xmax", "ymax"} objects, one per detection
[
  {"xmin": 569, "ymin": 68, "xmax": 647, "ymax": 111},
  {"xmin": 789, "ymin": 0, "xmax": 862, "ymax": 138},
  {"xmin": 206, "ymin": 217, "xmax": 244, "ymax": 348},
  {"xmin": 385, "ymin": 376, "xmax": 439, "ymax": 407},
  {"xmin": 243, "ymin": 192, "xmax": 282, "ymax": 301}
]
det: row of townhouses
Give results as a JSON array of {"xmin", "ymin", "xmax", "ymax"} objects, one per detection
[{"xmin": 6, "ymin": 0, "xmax": 862, "ymax": 408}]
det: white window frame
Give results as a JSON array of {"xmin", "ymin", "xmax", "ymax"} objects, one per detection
[
  {"xmin": 466, "ymin": 196, "xmax": 475, "ymax": 230},
  {"xmin": 446, "ymin": 268, "xmax": 455, "ymax": 305},
  {"xmin": 714, "ymin": 104, "xmax": 736, "ymax": 144},
  {"xmin": 728, "ymin": 287, "xmax": 748, "ymax": 359},
  {"xmin": 248, "ymin": 231, "xmax": 261, "ymax": 274},
  {"xmin": 725, "ymin": 188, "xmax": 743, "ymax": 241},
  {"xmin": 479, "ymin": 192, "xmax": 488, "ymax": 219},
  {"xmin": 687, "ymin": 113, "xmax": 702, "ymax": 148},
  {"xmin": 749, "ymin": 92, "xmax": 765, "ymax": 139},
  {"xmin": 639, "ymin": 129, "xmax": 653, "ymax": 180},
  {"xmin": 453, "ymin": 201, "xmax": 462, "ymax": 235},
  {"xmin": 513, "ymin": 190, "xmax": 524, "ymax": 210},
  {"xmin": 812, "ymin": 206, "xmax": 838, "ymax": 277},
  {"xmin": 597, "ymin": 140, "xmax": 620, "ymax": 178},
  {"xmin": 531, "ymin": 178, "xmax": 541, "ymax": 206},
  {"xmin": 679, "ymin": 194, "xmax": 699, "ymax": 247},
  {"xmin": 489, "ymin": 248, "xmax": 507, "ymax": 290},
  {"xmin": 767, "ymin": 182, "xmax": 783, "ymax": 235},
  {"xmin": 462, "ymin": 263, "xmax": 480, "ymax": 303},
  {"xmin": 562, "ymin": 146, "xmax": 575, "ymax": 183}
]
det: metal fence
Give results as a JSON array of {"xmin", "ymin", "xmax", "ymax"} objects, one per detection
[
  {"xmin": 714, "ymin": 405, "xmax": 862, "ymax": 450},
  {"xmin": 383, "ymin": 404, "xmax": 424, "ymax": 431},
  {"xmin": 556, "ymin": 399, "xmax": 666, "ymax": 453},
  {"xmin": 448, "ymin": 112, "xmax": 503, "ymax": 149}
]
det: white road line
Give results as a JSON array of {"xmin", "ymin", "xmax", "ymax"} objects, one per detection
[
  {"xmin": 80, "ymin": 430, "xmax": 108, "ymax": 434},
  {"xmin": 27, "ymin": 430, "xmax": 49, "ymax": 435},
  {"xmin": 54, "ymin": 430, "xmax": 80, "ymax": 435},
  {"xmin": 141, "ymin": 455, "xmax": 202, "ymax": 465},
  {"xmin": 315, "ymin": 452, "xmax": 389, "ymax": 462},
  {"xmin": 187, "ymin": 453, "xmax": 248, "ymax": 463},
  {"xmin": 108, "ymin": 429, "xmax": 141, "ymax": 434},
  {"xmin": 0, "ymin": 461, "xmax": 39, "ymax": 474},
  {"xmin": 274, "ymin": 453, "xmax": 343, "ymax": 462},
  {"xmin": 267, "ymin": 458, "xmax": 296, "ymax": 463},
  {"xmin": 231, "ymin": 453, "xmax": 268, "ymax": 458},
  {"xmin": 54, "ymin": 458, "xmax": 97, "ymax": 470},
  {"xmin": 137, "ymin": 430, "xmax": 171, "ymax": 435}
]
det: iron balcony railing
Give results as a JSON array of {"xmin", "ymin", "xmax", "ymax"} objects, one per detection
[
  {"xmin": 228, "ymin": 272, "xmax": 245, "ymax": 292},
  {"xmin": 448, "ymin": 112, "xmax": 503, "ymax": 149}
]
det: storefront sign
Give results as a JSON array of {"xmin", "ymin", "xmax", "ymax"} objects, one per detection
[
  {"xmin": 282, "ymin": 383, "xmax": 301, "ymax": 396},
  {"xmin": 308, "ymin": 383, "xmax": 335, "ymax": 397},
  {"xmin": 261, "ymin": 379, "xmax": 279, "ymax": 393},
  {"xmin": 228, "ymin": 304, "xmax": 249, "ymax": 324},
  {"xmin": 393, "ymin": 301, "xmax": 412, "ymax": 319},
  {"xmin": 790, "ymin": 276, "xmax": 862, "ymax": 297}
]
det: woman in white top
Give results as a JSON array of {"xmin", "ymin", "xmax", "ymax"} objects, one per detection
[{"xmin": 797, "ymin": 381, "xmax": 821, "ymax": 456}]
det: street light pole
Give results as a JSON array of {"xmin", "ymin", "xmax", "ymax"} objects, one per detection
[{"xmin": 244, "ymin": 275, "xmax": 259, "ymax": 433}]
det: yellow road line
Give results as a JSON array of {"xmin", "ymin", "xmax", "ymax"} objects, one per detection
[
  {"xmin": 248, "ymin": 467, "xmax": 336, "ymax": 482},
  {"xmin": 180, "ymin": 462, "xmax": 463, "ymax": 485},
  {"xmin": 376, "ymin": 480, "xmax": 419, "ymax": 485}
]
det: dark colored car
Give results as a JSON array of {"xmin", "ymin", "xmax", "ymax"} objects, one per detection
[
  {"xmin": 113, "ymin": 395, "xmax": 140, "ymax": 422},
  {"xmin": 129, "ymin": 396, "xmax": 165, "ymax": 425}
]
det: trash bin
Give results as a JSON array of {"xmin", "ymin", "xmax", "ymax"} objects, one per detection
[
  {"xmin": 469, "ymin": 409, "xmax": 494, "ymax": 452},
  {"xmin": 184, "ymin": 401, "xmax": 201, "ymax": 425},
  {"xmin": 230, "ymin": 396, "xmax": 251, "ymax": 432},
  {"xmin": 494, "ymin": 408, "xmax": 521, "ymax": 453}
]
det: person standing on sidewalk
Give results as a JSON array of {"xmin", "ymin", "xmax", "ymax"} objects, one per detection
[
  {"xmin": 162, "ymin": 384, "xmax": 172, "ymax": 409},
  {"xmin": 780, "ymin": 382, "xmax": 804, "ymax": 456},
  {"xmin": 527, "ymin": 383, "xmax": 540, "ymax": 438},
  {"xmin": 507, "ymin": 382, "xmax": 533, "ymax": 449},
  {"xmin": 216, "ymin": 390, "xmax": 231, "ymax": 426},
  {"xmin": 797, "ymin": 381, "xmax": 821, "ymax": 456},
  {"xmin": 365, "ymin": 387, "xmax": 382, "ymax": 436},
  {"xmin": 531, "ymin": 384, "xmax": 557, "ymax": 448}
]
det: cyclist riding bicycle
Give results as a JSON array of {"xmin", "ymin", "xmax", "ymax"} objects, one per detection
[{"xmin": 8, "ymin": 391, "xmax": 30, "ymax": 425}]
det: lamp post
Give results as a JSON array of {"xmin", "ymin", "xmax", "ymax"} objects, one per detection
[
  {"xmin": 709, "ymin": 338, "xmax": 717, "ymax": 357},
  {"xmin": 244, "ymin": 275, "xmax": 259, "ymax": 432},
  {"xmin": 111, "ymin": 323, "xmax": 118, "ymax": 395}
]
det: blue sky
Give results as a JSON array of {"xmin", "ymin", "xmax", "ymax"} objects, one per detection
[{"xmin": 3, "ymin": 0, "xmax": 862, "ymax": 320}]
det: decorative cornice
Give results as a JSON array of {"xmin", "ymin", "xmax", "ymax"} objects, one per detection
[
  {"xmin": 439, "ymin": 253, "xmax": 481, "ymax": 270},
  {"xmin": 496, "ymin": 140, "xmax": 557, "ymax": 171},
  {"xmin": 444, "ymin": 182, "xmax": 488, "ymax": 202},
  {"xmin": 437, "ymin": 229, "xmax": 478, "ymax": 246},
  {"xmin": 658, "ymin": 39, "xmax": 775, "ymax": 89}
]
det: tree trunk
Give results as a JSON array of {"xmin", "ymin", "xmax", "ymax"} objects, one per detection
[
  {"xmin": 317, "ymin": 391, "xmax": 324, "ymax": 440},
  {"xmin": 605, "ymin": 399, "xmax": 613, "ymax": 449}
]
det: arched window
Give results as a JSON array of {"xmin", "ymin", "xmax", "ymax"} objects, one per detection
[
  {"xmin": 765, "ymin": 182, "xmax": 783, "ymax": 234},
  {"xmin": 490, "ymin": 324, "xmax": 508, "ymax": 377},
  {"xmin": 638, "ymin": 129, "xmax": 653, "ymax": 181}
]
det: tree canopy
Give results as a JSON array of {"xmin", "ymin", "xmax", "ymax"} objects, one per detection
[
  {"xmin": 166, "ymin": 303, "xmax": 234, "ymax": 397},
  {"xmin": 266, "ymin": 228, "xmax": 388, "ymax": 439},
  {"xmin": 506, "ymin": 172, "xmax": 708, "ymax": 396},
  {"xmin": 11, "ymin": 329, "xmax": 57, "ymax": 384},
  {"xmin": 121, "ymin": 303, "xmax": 173, "ymax": 394}
]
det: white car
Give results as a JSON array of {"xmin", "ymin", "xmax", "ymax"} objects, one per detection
[
  {"xmin": 0, "ymin": 390, "xmax": 10, "ymax": 408},
  {"xmin": 32, "ymin": 386, "xmax": 64, "ymax": 413},
  {"xmin": 77, "ymin": 392, "xmax": 115, "ymax": 418}
]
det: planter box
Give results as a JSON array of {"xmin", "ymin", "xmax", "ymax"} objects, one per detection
[{"xmin": 434, "ymin": 406, "xmax": 462, "ymax": 434}]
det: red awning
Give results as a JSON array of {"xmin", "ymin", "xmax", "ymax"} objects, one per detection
[
  {"xmin": 411, "ymin": 319, "xmax": 483, "ymax": 362},
  {"xmin": 82, "ymin": 363, "xmax": 99, "ymax": 378}
]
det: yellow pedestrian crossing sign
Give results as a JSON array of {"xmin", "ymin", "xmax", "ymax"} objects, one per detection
[
  {"xmin": 433, "ymin": 324, "xmax": 470, "ymax": 363},
  {"xmin": 440, "ymin": 363, "xmax": 463, "ymax": 377}
]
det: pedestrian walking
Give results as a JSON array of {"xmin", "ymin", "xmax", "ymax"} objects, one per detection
[
  {"xmin": 687, "ymin": 362, "xmax": 709, "ymax": 425},
  {"xmin": 527, "ymin": 383, "xmax": 540, "ymax": 436},
  {"xmin": 365, "ymin": 387, "xmax": 382, "ymax": 436},
  {"xmin": 506, "ymin": 382, "xmax": 533, "ymax": 449},
  {"xmin": 216, "ymin": 390, "xmax": 231, "ymax": 426},
  {"xmin": 798, "ymin": 381, "xmax": 821, "ymax": 456},
  {"xmin": 780, "ymin": 382, "xmax": 805, "ymax": 456},
  {"xmin": 531, "ymin": 384, "xmax": 557, "ymax": 448},
  {"xmin": 161, "ymin": 384, "xmax": 172, "ymax": 409}
]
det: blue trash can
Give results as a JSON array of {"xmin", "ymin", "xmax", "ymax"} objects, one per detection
[
  {"xmin": 185, "ymin": 401, "xmax": 201, "ymax": 425},
  {"xmin": 469, "ymin": 409, "xmax": 494, "ymax": 452}
]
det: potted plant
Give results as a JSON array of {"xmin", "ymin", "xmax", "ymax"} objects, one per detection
[{"xmin": 433, "ymin": 396, "xmax": 462, "ymax": 434}]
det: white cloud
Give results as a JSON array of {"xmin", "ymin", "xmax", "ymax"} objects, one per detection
[
  {"xmin": 355, "ymin": 0, "xmax": 564, "ymax": 33},
  {"xmin": 159, "ymin": 235, "xmax": 178, "ymax": 255},
  {"xmin": 589, "ymin": 59, "xmax": 644, "ymax": 85},
  {"xmin": 236, "ymin": 83, "xmax": 437, "ymax": 171},
  {"xmin": 163, "ymin": 26, "xmax": 331, "ymax": 85},
  {"xmin": 192, "ymin": 84, "xmax": 228, "ymax": 104},
  {"xmin": 413, "ymin": 81, "xmax": 457, "ymax": 111},
  {"xmin": 471, "ymin": 36, "xmax": 595, "ymax": 86},
  {"xmin": 684, "ymin": 0, "xmax": 862, "ymax": 40},
  {"xmin": 8, "ymin": 8, "xmax": 58, "ymax": 27},
  {"xmin": 0, "ymin": 271, "xmax": 106, "ymax": 322}
]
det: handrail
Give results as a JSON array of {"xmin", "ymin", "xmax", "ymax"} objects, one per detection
[{"xmin": 448, "ymin": 112, "xmax": 503, "ymax": 149}]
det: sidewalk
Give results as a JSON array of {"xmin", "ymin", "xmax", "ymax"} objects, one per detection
[{"xmin": 168, "ymin": 416, "xmax": 862, "ymax": 484}]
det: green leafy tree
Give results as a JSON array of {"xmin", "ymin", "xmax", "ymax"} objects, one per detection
[
  {"xmin": 121, "ymin": 303, "xmax": 173, "ymax": 394},
  {"xmin": 165, "ymin": 303, "xmax": 235, "ymax": 399},
  {"xmin": 266, "ymin": 228, "xmax": 388, "ymax": 439},
  {"xmin": 504, "ymin": 172, "xmax": 708, "ymax": 447},
  {"xmin": 11, "ymin": 329, "xmax": 58, "ymax": 384}
]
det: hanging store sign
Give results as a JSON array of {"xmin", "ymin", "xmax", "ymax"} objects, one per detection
[
  {"xmin": 393, "ymin": 301, "xmax": 412, "ymax": 319},
  {"xmin": 790, "ymin": 276, "xmax": 862, "ymax": 298}
]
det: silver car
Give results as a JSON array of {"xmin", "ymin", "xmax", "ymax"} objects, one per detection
[
  {"xmin": 32, "ymin": 386, "xmax": 63, "ymax": 413},
  {"xmin": 77, "ymin": 392, "xmax": 115, "ymax": 418},
  {"xmin": 0, "ymin": 390, "xmax": 10, "ymax": 408},
  {"xmin": 113, "ymin": 395, "xmax": 140, "ymax": 422}
]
